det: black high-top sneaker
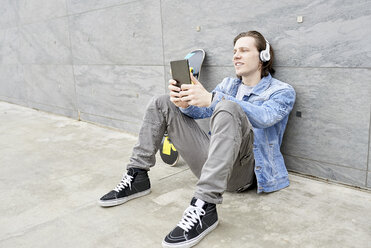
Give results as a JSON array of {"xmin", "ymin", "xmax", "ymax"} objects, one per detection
[
  {"xmin": 98, "ymin": 168, "xmax": 151, "ymax": 207},
  {"xmin": 162, "ymin": 197, "xmax": 219, "ymax": 248}
]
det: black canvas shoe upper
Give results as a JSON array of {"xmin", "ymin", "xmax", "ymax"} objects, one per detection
[
  {"xmin": 163, "ymin": 197, "xmax": 218, "ymax": 246},
  {"xmin": 100, "ymin": 168, "xmax": 150, "ymax": 202}
]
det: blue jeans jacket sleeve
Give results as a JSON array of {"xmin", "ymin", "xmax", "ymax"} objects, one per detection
[
  {"xmin": 179, "ymin": 105, "xmax": 213, "ymax": 119},
  {"xmin": 180, "ymin": 76, "xmax": 296, "ymax": 128}
]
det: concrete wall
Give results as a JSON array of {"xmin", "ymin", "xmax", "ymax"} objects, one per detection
[{"xmin": 1, "ymin": 0, "xmax": 370, "ymax": 189}]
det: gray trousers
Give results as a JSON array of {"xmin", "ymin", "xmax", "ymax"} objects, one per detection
[{"xmin": 127, "ymin": 94, "xmax": 255, "ymax": 204}]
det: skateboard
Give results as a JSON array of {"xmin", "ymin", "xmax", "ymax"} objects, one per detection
[{"xmin": 160, "ymin": 49, "xmax": 206, "ymax": 166}]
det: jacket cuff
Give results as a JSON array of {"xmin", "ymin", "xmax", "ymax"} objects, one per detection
[
  {"xmin": 179, "ymin": 105, "xmax": 195, "ymax": 115},
  {"xmin": 209, "ymin": 91, "xmax": 227, "ymax": 110}
]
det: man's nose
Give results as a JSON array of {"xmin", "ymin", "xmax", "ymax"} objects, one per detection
[{"xmin": 233, "ymin": 52, "xmax": 240, "ymax": 60}]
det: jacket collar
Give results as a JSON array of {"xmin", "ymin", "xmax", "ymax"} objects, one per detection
[
  {"xmin": 235, "ymin": 74, "xmax": 272, "ymax": 96},
  {"xmin": 251, "ymin": 74, "xmax": 272, "ymax": 96}
]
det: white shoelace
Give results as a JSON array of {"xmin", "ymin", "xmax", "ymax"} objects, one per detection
[
  {"xmin": 113, "ymin": 174, "xmax": 133, "ymax": 192},
  {"xmin": 177, "ymin": 205, "xmax": 206, "ymax": 232}
]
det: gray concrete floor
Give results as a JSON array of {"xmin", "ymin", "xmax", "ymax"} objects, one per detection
[{"xmin": 0, "ymin": 101, "xmax": 370, "ymax": 248}]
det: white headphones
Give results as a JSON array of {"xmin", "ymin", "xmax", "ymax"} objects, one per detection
[{"xmin": 259, "ymin": 39, "xmax": 271, "ymax": 62}]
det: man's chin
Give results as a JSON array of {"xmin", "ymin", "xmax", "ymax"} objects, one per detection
[{"xmin": 235, "ymin": 72, "xmax": 242, "ymax": 79}]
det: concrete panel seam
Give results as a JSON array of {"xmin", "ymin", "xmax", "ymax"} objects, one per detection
[
  {"xmin": 288, "ymin": 171, "xmax": 371, "ymax": 193},
  {"xmin": 187, "ymin": 65, "xmax": 371, "ymax": 70},
  {"xmin": 16, "ymin": 15, "xmax": 71, "ymax": 30},
  {"xmin": 11, "ymin": 64, "xmax": 370, "ymax": 70},
  {"xmin": 283, "ymin": 153, "xmax": 368, "ymax": 172},
  {"xmin": 17, "ymin": 63, "xmax": 165, "ymax": 66},
  {"xmin": 66, "ymin": 0, "xmax": 141, "ymax": 17},
  {"xmin": 159, "ymin": 0, "xmax": 167, "ymax": 94},
  {"xmin": 0, "ymin": 98, "xmax": 27, "ymax": 106},
  {"xmin": 204, "ymin": 65, "xmax": 371, "ymax": 69},
  {"xmin": 65, "ymin": 0, "xmax": 79, "ymax": 119},
  {"xmin": 274, "ymin": 65, "xmax": 371, "ymax": 69},
  {"xmin": 11, "ymin": 0, "xmax": 141, "ymax": 28},
  {"xmin": 80, "ymin": 111, "xmax": 141, "ymax": 124},
  {"xmin": 80, "ymin": 119, "xmax": 139, "ymax": 136},
  {"xmin": 71, "ymin": 63, "xmax": 165, "ymax": 66},
  {"xmin": 158, "ymin": 168, "xmax": 190, "ymax": 181},
  {"xmin": 366, "ymin": 105, "xmax": 371, "ymax": 186},
  {"xmin": 26, "ymin": 99, "xmax": 76, "ymax": 112}
]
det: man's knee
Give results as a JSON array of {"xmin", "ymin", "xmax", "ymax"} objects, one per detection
[
  {"xmin": 151, "ymin": 94, "xmax": 170, "ymax": 105},
  {"xmin": 214, "ymin": 100, "xmax": 244, "ymax": 117},
  {"xmin": 146, "ymin": 94, "xmax": 180, "ymax": 117},
  {"xmin": 147, "ymin": 94, "xmax": 172, "ymax": 110}
]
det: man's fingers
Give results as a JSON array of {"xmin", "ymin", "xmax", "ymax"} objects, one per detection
[
  {"xmin": 182, "ymin": 98, "xmax": 197, "ymax": 106},
  {"xmin": 169, "ymin": 84, "xmax": 180, "ymax": 92},
  {"xmin": 179, "ymin": 89, "xmax": 192, "ymax": 97},
  {"xmin": 181, "ymin": 83, "xmax": 193, "ymax": 90},
  {"xmin": 169, "ymin": 79, "xmax": 177, "ymax": 85},
  {"xmin": 170, "ymin": 91, "xmax": 181, "ymax": 98},
  {"xmin": 170, "ymin": 96, "xmax": 182, "ymax": 103},
  {"xmin": 180, "ymin": 95, "xmax": 192, "ymax": 102}
]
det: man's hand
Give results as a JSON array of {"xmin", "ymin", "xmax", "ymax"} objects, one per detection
[
  {"xmin": 180, "ymin": 73, "xmax": 212, "ymax": 107},
  {"xmin": 168, "ymin": 79, "xmax": 189, "ymax": 109}
]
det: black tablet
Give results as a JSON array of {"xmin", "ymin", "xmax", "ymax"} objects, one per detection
[{"xmin": 170, "ymin": 59, "xmax": 191, "ymax": 88}]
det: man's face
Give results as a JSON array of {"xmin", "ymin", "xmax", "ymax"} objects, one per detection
[{"xmin": 233, "ymin": 36, "xmax": 261, "ymax": 78}]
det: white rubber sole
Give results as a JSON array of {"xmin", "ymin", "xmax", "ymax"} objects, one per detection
[
  {"xmin": 98, "ymin": 189, "xmax": 151, "ymax": 207},
  {"xmin": 162, "ymin": 220, "xmax": 219, "ymax": 248}
]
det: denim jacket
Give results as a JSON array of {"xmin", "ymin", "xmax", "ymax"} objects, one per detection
[{"xmin": 180, "ymin": 74, "xmax": 296, "ymax": 193}]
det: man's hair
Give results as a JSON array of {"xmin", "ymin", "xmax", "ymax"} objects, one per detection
[{"xmin": 233, "ymin": 31, "xmax": 275, "ymax": 78}]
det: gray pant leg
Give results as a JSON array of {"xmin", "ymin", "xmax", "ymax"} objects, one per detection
[
  {"xmin": 127, "ymin": 95, "xmax": 209, "ymax": 178},
  {"xmin": 194, "ymin": 100, "xmax": 254, "ymax": 204},
  {"xmin": 128, "ymin": 95, "xmax": 254, "ymax": 205}
]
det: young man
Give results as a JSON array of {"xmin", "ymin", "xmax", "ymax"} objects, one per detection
[{"xmin": 99, "ymin": 31, "xmax": 296, "ymax": 248}]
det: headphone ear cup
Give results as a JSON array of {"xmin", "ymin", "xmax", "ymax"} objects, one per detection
[
  {"xmin": 260, "ymin": 50, "xmax": 270, "ymax": 62},
  {"xmin": 264, "ymin": 51, "xmax": 270, "ymax": 62},
  {"xmin": 260, "ymin": 50, "xmax": 271, "ymax": 62},
  {"xmin": 260, "ymin": 51, "xmax": 264, "ymax": 62},
  {"xmin": 260, "ymin": 40, "xmax": 271, "ymax": 62}
]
